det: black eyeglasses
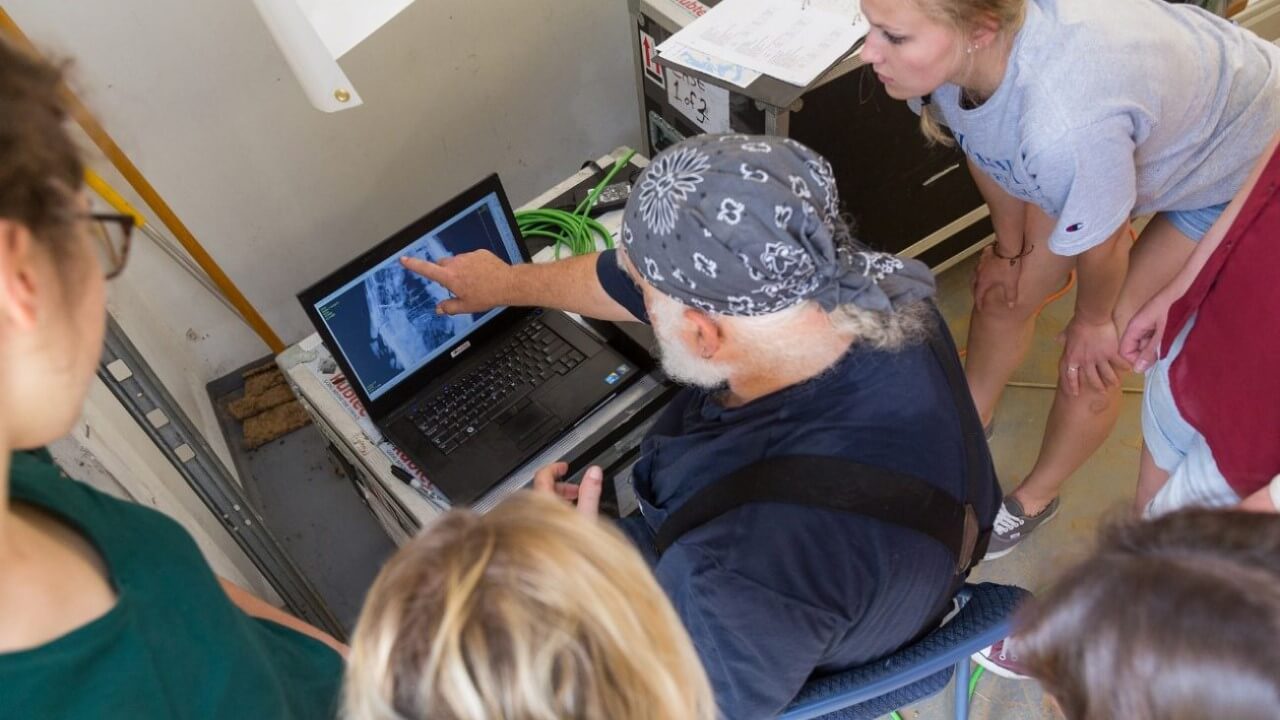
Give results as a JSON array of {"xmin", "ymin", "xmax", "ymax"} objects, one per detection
[{"xmin": 81, "ymin": 212, "xmax": 135, "ymax": 279}]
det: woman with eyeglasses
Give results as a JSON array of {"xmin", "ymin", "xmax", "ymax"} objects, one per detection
[{"xmin": 0, "ymin": 38, "xmax": 345, "ymax": 719}]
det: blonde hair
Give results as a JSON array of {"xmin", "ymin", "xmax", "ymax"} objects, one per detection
[
  {"xmin": 343, "ymin": 491, "xmax": 717, "ymax": 720},
  {"xmin": 909, "ymin": 0, "xmax": 1027, "ymax": 145}
]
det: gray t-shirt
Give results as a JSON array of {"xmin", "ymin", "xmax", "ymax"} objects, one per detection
[{"xmin": 917, "ymin": 0, "xmax": 1280, "ymax": 255}]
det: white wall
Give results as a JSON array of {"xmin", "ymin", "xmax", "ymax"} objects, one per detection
[
  {"xmin": 3, "ymin": 0, "xmax": 640, "ymax": 586},
  {"xmin": 7, "ymin": 0, "xmax": 640, "ymax": 383}
]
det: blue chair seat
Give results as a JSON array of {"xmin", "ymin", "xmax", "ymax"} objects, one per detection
[{"xmin": 780, "ymin": 582, "xmax": 1032, "ymax": 720}]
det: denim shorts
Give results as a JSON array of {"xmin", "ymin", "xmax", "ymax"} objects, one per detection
[
  {"xmin": 1142, "ymin": 314, "xmax": 1238, "ymax": 517},
  {"xmin": 1164, "ymin": 202, "xmax": 1229, "ymax": 241}
]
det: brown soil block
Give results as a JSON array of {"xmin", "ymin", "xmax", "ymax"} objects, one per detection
[
  {"xmin": 244, "ymin": 366, "xmax": 287, "ymax": 397},
  {"xmin": 227, "ymin": 383, "xmax": 297, "ymax": 420},
  {"xmin": 242, "ymin": 400, "xmax": 311, "ymax": 449}
]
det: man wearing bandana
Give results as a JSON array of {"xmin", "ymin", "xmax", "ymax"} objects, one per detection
[{"xmin": 404, "ymin": 135, "xmax": 1001, "ymax": 718}]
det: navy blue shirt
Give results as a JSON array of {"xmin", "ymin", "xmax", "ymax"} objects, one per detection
[{"xmin": 598, "ymin": 250, "xmax": 1001, "ymax": 718}]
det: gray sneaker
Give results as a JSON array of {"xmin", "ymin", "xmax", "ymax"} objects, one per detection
[{"xmin": 984, "ymin": 496, "xmax": 1060, "ymax": 560}]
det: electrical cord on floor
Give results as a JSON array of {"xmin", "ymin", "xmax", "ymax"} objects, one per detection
[{"xmin": 515, "ymin": 150, "xmax": 637, "ymax": 259}]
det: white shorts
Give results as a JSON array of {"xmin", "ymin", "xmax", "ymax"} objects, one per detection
[{"xmin": 1142, "ymin": 315, "xmax": 1239, "ymax": 518}]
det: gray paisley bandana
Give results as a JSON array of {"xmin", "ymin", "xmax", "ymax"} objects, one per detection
[{"xmin": 620, "ymin": 134, "xmax": 935, "ymax": 316}]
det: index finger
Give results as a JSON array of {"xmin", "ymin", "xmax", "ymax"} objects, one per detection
[
  {"xmin": 1118, "ymin": 329, "xmax": 1144, "ymax": 366},
  {"xmin": 1085, "ymin": 362, "xmax": 1107, "ymax": 394},
  {"xmin": 1107, "ymin": 347, "xmax": 1132, "ymax": 374},
  {"xmin": 1134, "ymin": 339, "xmax": 1160, "ymax": 374},
  {"xmin": 532, "ymin": 461, "xmax": 569, "ymax": 494},
  {"xmin": 1099, "ymin": 359, "xmax": 1122, "ymax": 389},
  {"xmin": 400, "ymin": 256, "xmax": 447, "ymax": 282}
]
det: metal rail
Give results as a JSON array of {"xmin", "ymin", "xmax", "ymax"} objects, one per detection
[{"xmin": 97, "ymin": 316, "xmax": 344, "ymax": 638}]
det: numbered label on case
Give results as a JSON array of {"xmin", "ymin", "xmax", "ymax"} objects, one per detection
[{"xmin": 666, "ymin": 68, "xmax": 731, "ymax": 134}]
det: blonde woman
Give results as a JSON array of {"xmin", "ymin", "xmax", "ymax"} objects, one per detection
[
  {"xmin": 343, "ymin": 489, "xmax": 716, "ymax": 720},
  {"xmin": 860, "ymin": 0, "xmax": 1280, "ymax": 559}
]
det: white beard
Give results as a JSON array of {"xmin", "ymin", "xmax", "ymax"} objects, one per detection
[{"xmin": 649, "ymin": 294, "xmax": 732, "ymax": 391}]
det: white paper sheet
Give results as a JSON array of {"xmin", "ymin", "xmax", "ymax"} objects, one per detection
[
  {"xmin": 806, "ymin": 0, "xmax": 863, "ymax": 19},
  {"xmin": 658, "ymin": 0, "xmax": 869, "ymax": 87},
  {"xmin": 658, "ymin": 41, "xmax": 762, "ymax": 88}
]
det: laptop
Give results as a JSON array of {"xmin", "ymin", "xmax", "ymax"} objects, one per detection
[{"xmin": 298, "ymin": 174, "xmax": 640, "ymax": 505}]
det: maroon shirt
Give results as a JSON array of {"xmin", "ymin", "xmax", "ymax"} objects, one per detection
[{"xmin": 1163, "ymin": 147, "xmax": 1280, "ymax": 497}]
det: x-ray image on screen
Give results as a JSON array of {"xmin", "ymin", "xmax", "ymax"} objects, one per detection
[
  {"xmin": 362, "ymin": 237, "xmax": 481, "ymax": 379},
  {"xmin": 314, "ymin": 193, "xmax": 522, "ymax": 400}
]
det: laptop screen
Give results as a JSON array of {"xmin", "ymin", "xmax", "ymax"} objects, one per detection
[{"xmin": 311, "ymin": 191, "xmax": 524, "ymax": 401}]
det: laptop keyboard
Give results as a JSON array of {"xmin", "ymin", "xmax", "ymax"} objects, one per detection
[{"xmin": 406, "ymin": 320, "xmax": 587, "ymax": 455}]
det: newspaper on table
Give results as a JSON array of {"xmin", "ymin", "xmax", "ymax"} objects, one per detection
[{"xmin": 658, "ymin": 0, "xmax": 869, "ymax": 88}]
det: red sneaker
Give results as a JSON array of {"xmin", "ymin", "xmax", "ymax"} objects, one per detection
[{"xmin": 972, "ymin": 638, "xmax": 1032, "ymax": 680}]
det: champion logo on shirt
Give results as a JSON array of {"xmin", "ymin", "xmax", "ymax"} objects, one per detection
[{"xmin": 1066, "ymin": 222, "xmax": 1085, "ymax": 233}]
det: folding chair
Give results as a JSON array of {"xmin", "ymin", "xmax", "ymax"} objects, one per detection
[{"xmin": 780, "ymin": 582, "xmax": 1031, "ymax": 720}]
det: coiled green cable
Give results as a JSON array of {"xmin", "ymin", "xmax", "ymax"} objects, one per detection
[{"xmin": 515, "ymin": 150, "xmax": 638, "ymax": 259}]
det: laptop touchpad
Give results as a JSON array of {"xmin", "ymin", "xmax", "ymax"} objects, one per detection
[{"xmin": 501, "ymin": 400, "xmax": 559, "ymax": 449}]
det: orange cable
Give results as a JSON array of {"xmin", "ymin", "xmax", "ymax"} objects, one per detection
[
  {"xmin": 957, "ymin": 270, "xmax": 1076, "ymax": 360},
  {"xmin": 0, "ymin": 8, "xmax": 285, "ymax": 353}
]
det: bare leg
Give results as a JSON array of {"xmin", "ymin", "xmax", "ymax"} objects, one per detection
[
  {"xmin": 1008, "ymin": 214, "xmax": 1196, "ymax": 515},
  {"xmin": 1124, "ymin": 214, "xmax": 1195, "ymax": 516},
  {"xmin": 1134, "ymin": 443, "xmax": 1170, "ymax": 516},
  {"xmin": 1113, "ymin": 214, "xmax": 1197, "ymax": 331},
  {"xmin": 965, "ymin": 207, "xmax": 1074, "ymax": 424},
  {"xmin": 1015, "ymin": 383, "xmax": 1123, "ymax": 514}
]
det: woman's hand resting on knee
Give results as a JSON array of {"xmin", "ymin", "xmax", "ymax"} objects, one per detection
[
  {"xmin": 972, "ymin": 244, "xmax": 1024, "ymax": 311},
  {"xmin": 1058, "ymin": 316, "xmax": 1129, "ymax": 396}
]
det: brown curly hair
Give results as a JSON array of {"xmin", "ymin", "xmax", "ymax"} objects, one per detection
[{"xmin": 0, "ymin": 34, "xmax": 83, "ymax": 241}]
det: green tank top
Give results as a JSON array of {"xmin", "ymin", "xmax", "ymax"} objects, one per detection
[{"xmin": 0, "ymin": 450, "xmax": 344, "ymax": 719}]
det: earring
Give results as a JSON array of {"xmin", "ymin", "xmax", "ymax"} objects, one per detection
[{"xmin": 966, "ymin": 44, "xmax": 976, "ymax": 54}]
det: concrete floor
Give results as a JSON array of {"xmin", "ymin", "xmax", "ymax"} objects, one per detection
[{"xmin": 900, "ymin": 254, "xmax": 1145, "ymax": 720}]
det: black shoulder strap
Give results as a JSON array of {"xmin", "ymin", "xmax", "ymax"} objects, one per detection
[
  {"xmin": 922, "ymin": 310, "xmax": 992, "ymax": 567},
  {"xmin": 653, "ymin": 308, "xmax": 991, "ymax": 572},
  {"xmin": 652, "ymin": 455, "xmax": 970, "ymax": 563}
]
